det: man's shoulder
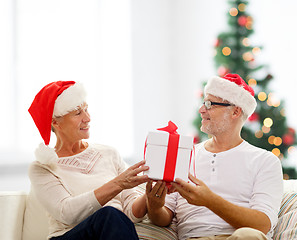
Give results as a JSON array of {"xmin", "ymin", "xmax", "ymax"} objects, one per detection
[
  {"xmin": 241, "ymin": 141, "xmax": 280, "ymax": 165},
  {"xmin": 242, "ymin": 140, "xmax": 273, "ymax": 154}
]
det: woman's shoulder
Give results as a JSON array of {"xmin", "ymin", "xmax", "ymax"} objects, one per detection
[
  {"xmin": 28, "ymin": 160, "xmax": 57, "ymax": 182},
  {"xmin": 90, "ymin": 143, "xmax": 118, "ymax": 152},
  {"xmin": 89, "ymin": 143, "xmax": 121, "ymax": 158}
]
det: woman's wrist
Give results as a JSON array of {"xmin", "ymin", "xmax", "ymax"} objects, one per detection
[{"xmin": 94, "ymin": 180, "xmax": 123, "ymax": 206}]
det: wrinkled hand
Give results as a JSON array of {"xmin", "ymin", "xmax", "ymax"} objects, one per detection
[
  {"xmin": 171, "ymin": 173, "xmax": 213, "ymax": 207},
  {"xmin": 146, "ymin": 180, "xmax": 167, "ymax": 210},
  {"xmin": 114, "ymin": 160, "xmax": 149, "ymax": 190}
]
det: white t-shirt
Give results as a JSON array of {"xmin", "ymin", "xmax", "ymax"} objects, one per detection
[
  {"xmin": 165, "ymin": 140, "xmax": 283, "ymax": 240},
  {"xmin": 29, "ymin": 143, "xmax": 143, "ymax": 239}
]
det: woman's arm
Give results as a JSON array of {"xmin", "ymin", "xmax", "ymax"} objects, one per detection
[
  {"xmin": 132, "ymin": 194, "xmax": 147, "ymax": 218},
  {"xmin": 29, "ymin": 163, "xmax": 100, "ymax": 226},
  {"xmin": 94, "ymin": 160, "xmax": 149, "ymax": 206}
]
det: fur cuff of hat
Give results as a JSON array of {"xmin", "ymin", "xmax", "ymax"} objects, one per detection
[
  {"xmin": 53, "ymin": 82, "xmax": 86, "ymax": 117},
  {"xmin": 204, "ymin": 76, "xmax": 257, "ymax": 117}
]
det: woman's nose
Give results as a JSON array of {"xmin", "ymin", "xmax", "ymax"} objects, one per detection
[{"xmin": 83, "ymin": 111, "xmax": 91, "ymax": 122}]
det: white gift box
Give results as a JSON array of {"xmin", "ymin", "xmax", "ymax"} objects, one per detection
[{"xmin": 144, "ymin": 131, "xmax": 194, "ymax": 182}]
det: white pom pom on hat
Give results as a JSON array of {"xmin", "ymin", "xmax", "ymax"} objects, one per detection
[
  {"xmin": 204, "ymin": 73, "xmax": 257, "ymax": 117},
  {"xmin": 34, "ymin": 143, "xmax": 58, "ymax": 169},
  {"xmin": 28, "ymin": 81, "xmax": 86, "ymax": 145}
]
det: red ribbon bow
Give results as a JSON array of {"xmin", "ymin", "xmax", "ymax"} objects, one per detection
[
  {"xmin": 157, "ymin": 121, "xmax": 180, "ymax": 182},
  {"xmin": 157, "ymin": 120, "xmax": 178, "ymax": 134}
]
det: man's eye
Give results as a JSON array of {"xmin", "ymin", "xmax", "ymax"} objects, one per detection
[{"xmin": 76, "ymin": 111, "xmax": 81, "ymax": 115}]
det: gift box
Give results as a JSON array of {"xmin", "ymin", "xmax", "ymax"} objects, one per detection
[{"xmin": 144, "ymin": 121, "xmax": 194, "ymax": 182}]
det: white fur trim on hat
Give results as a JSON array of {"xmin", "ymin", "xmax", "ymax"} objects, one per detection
[
  {"xmin": 204, "ymin": 76, "xmax": 257, "ymax": 117},
  {"xmin": 53, "ymin": 82, "xmax": 86, "ymax": 117},
  {"xmin": 35, "ymin": 143, "xmax": 58, "ymax": 169}
]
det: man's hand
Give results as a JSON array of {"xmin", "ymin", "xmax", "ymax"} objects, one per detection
[{"xmin": 171, "ymin": 173, "xmax": 214, "ymax": 207}]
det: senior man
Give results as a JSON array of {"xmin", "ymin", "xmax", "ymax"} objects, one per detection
[{"xmin": 146, "ymin": 73, "xmax": 283, "ymax": 240}]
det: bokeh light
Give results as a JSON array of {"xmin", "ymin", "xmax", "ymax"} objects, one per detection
[
  {"xmin": 255, "ymin": 130, "xmax": 263, "ymax": 138},
  {"xmin": 274, "ymin": 137, "xmax": 282, "ymax": 146},
  {"xmin": 272, "ymin": 148, "xmax": 281, "ymax": 157},
  {"xmin": 242, "ymin": 52, "xmax": 253, "ymax": 61},
  {"xmin": 222, "ymin": 47, "xmax": 231, "ymax": 56},
  {"xmin": 258, "ymin": 92, "xmax": 267, "ymax": 101},
  {"xmin": 262, "ymin": 126, "xmax": 271, "ymax": 134},
  {"xmin": 263, "ymin": 118, "xmax": 273, "ymax": 128},
  {"xmin": 252, "ymin": 47, "xmax": 261, "ymax": 55},
  {"xmin": 229, "ymin": 8, "xmax": 238, "ymax": 16},
  {"xmin": 238, "ymin": 3, "xmax": 246, "ymax": 12},
  {"xmin": 248, "ymin": 78, "xmax": 257, "ymax": 86},
  {"xmin": 242, "ymin": 38, "xmax": 250, "ymax": 46},
  {"xmin": 288, "ymin": 146, "xmax": 296, "ymax": 154},
  {"xmin": 268, "ymin": 136, "xmax": 275, "ymax": 145}
]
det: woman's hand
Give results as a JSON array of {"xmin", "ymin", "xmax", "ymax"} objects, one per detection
[
  {"xmin": 145, "ymin": 180, "xmax": 174, "ymax": 227},
  {"xmin": 113, "ymin": 160, "xmax": 149, "ymax": 190},
  {"xmin": 94, "ymin": 160, "xmax": 149, "ymax": 206},
  {"xmin": 146, "ymin": 180, "xmax": 167, "ymax": 210}
]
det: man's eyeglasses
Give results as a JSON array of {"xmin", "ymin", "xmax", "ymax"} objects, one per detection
[{"xmin": 202, "ymin": 100, "xmax": 233, "ymax": 110}]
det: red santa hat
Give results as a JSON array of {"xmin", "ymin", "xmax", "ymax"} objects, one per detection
[
  {"xmin": 204, "ymin": 73, "xmax": 257, "ymax": 117},
  {"xmin": 28, "ymin": 81, "xmax": 86, "ymax": 145}
]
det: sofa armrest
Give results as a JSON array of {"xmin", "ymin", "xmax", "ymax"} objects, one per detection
[
  {"xmin": 0, "ymin": 191, "xmax": 27, "ymax": 240},
  {"xmin": 283, "ymin": 179, "xmax": 297, "ymax": 192}
]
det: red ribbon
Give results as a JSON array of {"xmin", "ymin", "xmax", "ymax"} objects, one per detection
[{"xmin": 157, "ymin": 121, "xmax": 180, "ymax": 182}]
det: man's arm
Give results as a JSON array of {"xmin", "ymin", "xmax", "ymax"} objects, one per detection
[
  {"xmin": 172, "ymin": 174, "xmax": 271, "ymax": 234},
  {"xmin": 146, "ymin": 180, "xmax": 174, "ymax": 227},
  {"xmin": 205, "ymin": 190, "xmax": 271, "ymax": 233}
]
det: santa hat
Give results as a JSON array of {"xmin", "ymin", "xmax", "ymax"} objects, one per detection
[
  {"xmin": 28, "ymin": 81, "xmax": 86, "ymax": 145},
  {"xmin": 204, "ymin": 73, "xmax": 257, "ymax": 117}
]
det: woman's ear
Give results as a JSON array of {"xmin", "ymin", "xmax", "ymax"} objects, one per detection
[{"xmin": 52, "ymin": 118, "xmax": 59, "ymax": 131}]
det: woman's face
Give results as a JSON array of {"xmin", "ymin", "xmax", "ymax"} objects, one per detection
[{"xmin": 54, "ymin": 102, "xmax": 91, "ymax": 142}]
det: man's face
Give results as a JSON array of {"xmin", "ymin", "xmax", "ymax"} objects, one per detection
[{"xmin": 199, "ymin": 94, "xmax": 234, "ymax": 136}]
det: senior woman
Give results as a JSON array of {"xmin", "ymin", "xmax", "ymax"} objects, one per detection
[{"xmin": 28, "ymin": 81, "xmax": 149, "ymax": 240}]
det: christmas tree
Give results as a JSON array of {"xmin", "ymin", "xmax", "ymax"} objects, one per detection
[{"xmin": 193, "ymin": 0, "xmax": 297, "ymax": 179}]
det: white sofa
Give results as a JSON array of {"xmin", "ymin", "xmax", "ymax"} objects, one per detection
[{"xmin": 1, "ymin": 180, "xmax": 297, "ymax": 240}]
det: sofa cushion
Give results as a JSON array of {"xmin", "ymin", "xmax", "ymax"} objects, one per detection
[
  {"xmin": 135, "ymin": 219, "xmax": 177, "ymax": 240},
  {"xmin": 22, "ymin": 188, "xmax": 49, "ymax": 240},
  {"xmin": 273, "ymin": 191, "xmax": 297, "ymax": 240}
]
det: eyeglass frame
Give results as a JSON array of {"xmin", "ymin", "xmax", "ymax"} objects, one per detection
[{"xmin": 202, "ymin": 100, "xmax": 234, "ymax": 110}]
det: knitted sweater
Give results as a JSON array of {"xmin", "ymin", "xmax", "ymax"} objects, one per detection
[{"xmin": 29, "ymin": 143, "xmax": 143, "ymax": 239}]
